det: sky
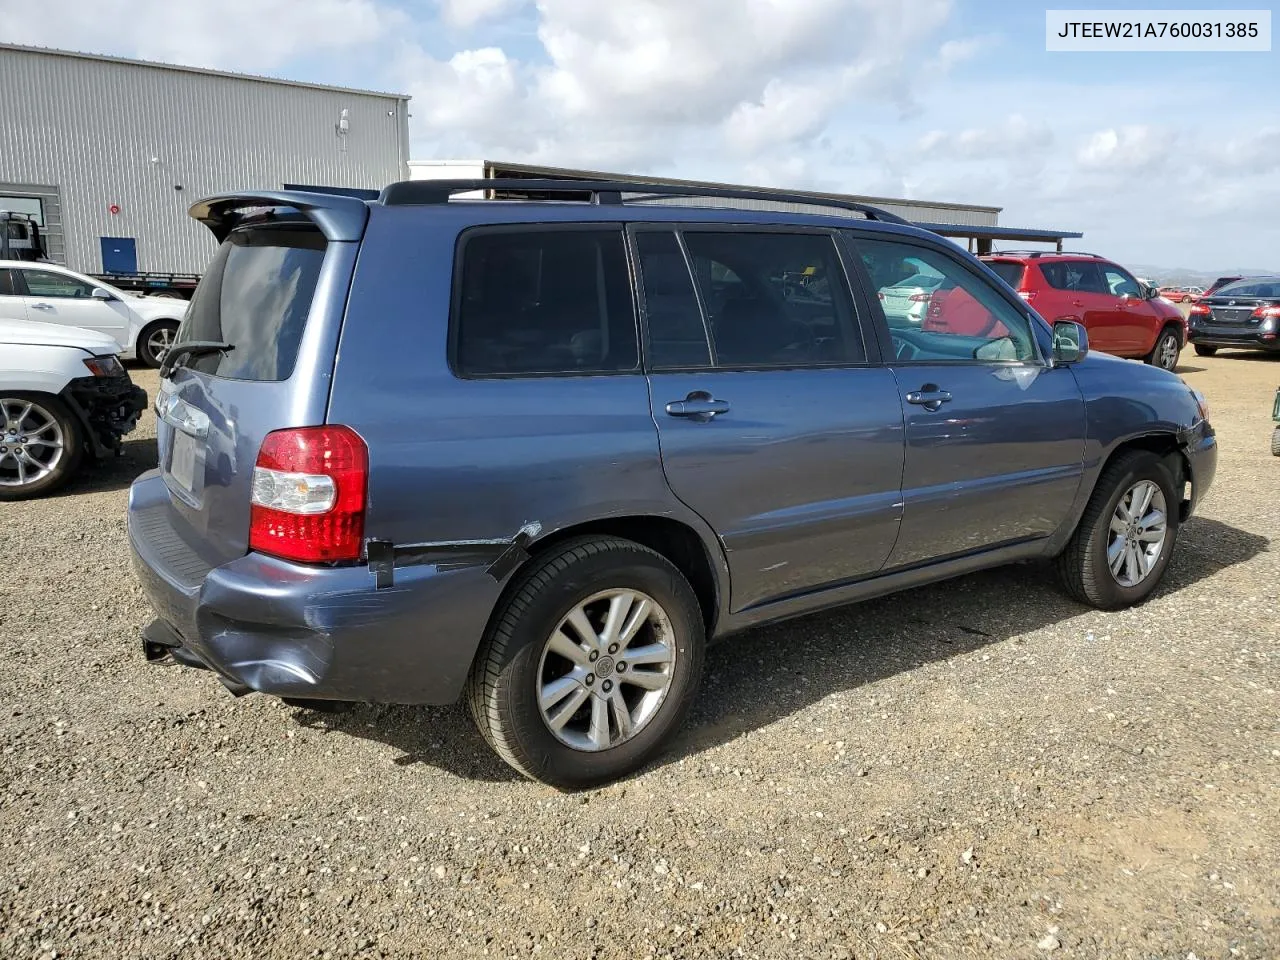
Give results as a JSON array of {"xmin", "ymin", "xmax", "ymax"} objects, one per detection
[{"xmin": 0, "ymin": 0, "xmax": 1276, "ymax": 271}]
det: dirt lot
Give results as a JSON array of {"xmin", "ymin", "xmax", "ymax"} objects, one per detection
[{"xmin": 2, "ymin": 349, "xmax": 1277, "ymax": 960}]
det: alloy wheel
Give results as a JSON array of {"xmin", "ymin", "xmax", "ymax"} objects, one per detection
[
  {"xmin": 1106, "ymin": 480, "xmax": 1168, "ymax": 587},
  {"xmin": 0, "ymin": 398, "xmax": 65, "ymax": 488},
  {"xmin": 536, "ymin": 589, "xmax": 677, "ymax": 752}
]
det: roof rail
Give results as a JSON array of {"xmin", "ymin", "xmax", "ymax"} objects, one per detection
[
  {"xmin": 378, "ymin": 178, "xmax": 911, "ymax": 225},
  {"xmin": 989, "ymin": 249, "xmax": 1107, "ymax": 259}
]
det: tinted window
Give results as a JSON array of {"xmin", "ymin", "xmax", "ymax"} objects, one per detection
[
  {"xmin": 21, "ymin": 269, "xmax": 95, "ymax": 298},
  {"xmin": 454, "ymin": 228, "xmax": 638, "ymax": 376},
  {"xmin": 1102, "ymin": 265, "xmax": 1140, "ymax": 297},
  {"xmin": 635, "ymin": 231, "xmax": 711, "ymax": 370},
  {"xmin": 986, "ymin": 261, "xmax": 1025, "ymax": 288},
  {"xmin": 1214, "ymin": 279, "xmax": 1280, "ymax": 299},
  {"xmin": 681, "ymin": 231, "xmax": 863, "ymax": 367},
  {"xmin": 1039, "ymin": 261, "xmax": 1108, "ymax": 294},
  {"xmin": 0, "ymin": 269, "xmax": 14, "ymax": 297},
  {"xmin": 855, "ymin": 237, "xmax": 1038, "ymax": 363},
  {"xmin": 182, "ymin": 225, "xmax": 326, "ymax": 381}
]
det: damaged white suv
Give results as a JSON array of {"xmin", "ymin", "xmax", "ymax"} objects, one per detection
[{"xmin": 0, "ymin": 318, "xmax": 147, "ymax": 499}]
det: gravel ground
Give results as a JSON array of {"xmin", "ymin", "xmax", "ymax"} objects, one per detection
[{"xmin": 2, "ymin": 349, "xmax": 1277, "ymax": 960}]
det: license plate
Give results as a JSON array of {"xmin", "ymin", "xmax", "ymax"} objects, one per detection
[{"xmin": 170, "ymin": 430, "xmax": 199, "ymax": 492}]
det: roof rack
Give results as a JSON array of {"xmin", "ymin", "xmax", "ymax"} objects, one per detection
[
  {"xmin": 378, "ymin": 178, "xmax": 911, "ymax": 225},
  {"xmin": 989, "ymin": 249, "xmax": 1106, "ymax": 259}
]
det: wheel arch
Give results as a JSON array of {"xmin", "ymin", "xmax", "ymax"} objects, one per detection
[{"xmin": 1096, "ymin": 432, "xmax": 1190, "ymax": 516}]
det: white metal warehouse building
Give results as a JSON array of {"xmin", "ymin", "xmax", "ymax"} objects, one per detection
[{"xmin": 0, "ymin": 44, "xmax": 410, "ymax": 275}]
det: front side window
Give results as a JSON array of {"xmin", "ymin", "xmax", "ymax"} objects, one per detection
[
  {"xmin": 854, "ymin": 237, "xmax": 1039, "ymax": 363},
  {"xmin": 20, "ymin": 269, "xmax": 95, "ymax": 299},
  {"xmin": 454, "ymin": 228, "xmax": 638, "ymax": 376},
  {"xmin": 1102, "ymin": 265, "xmax": 1141, "ymax": 297},
  {"xmin": 679, "ymin": 231, "xmax": 863, "ymax": 367}
]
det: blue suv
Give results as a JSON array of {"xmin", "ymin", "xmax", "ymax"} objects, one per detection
[{"xmin": 129, "ymin": 179, "xmax": 1217, "ymax": 788}]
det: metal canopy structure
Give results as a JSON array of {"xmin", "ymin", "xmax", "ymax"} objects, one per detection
[{"xmin": 916, "ymin": 222, "xmax": 1085, "ymax": 255}]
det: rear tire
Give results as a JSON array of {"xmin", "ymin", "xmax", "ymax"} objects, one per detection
[
  {"xmin": 1194, "ymin": 344, "xmax": 1218, "ymax": 357},
  {"xmin": 1055, "ymin": 450, "xmax": 1179, "ymax": 610},
  {"xmin": 0, "ymin": 392, "xmax": 84, "ymax": 501},
  {"xmin": 137, "ymin": 319, "xmax": 181, "ymax": 368},
  {"xmin": 467, "ymin": 537, "xmax": 705, "ymax": 789},
  {"xmin": 1147, "ymin": 327, "xmax": 1181, "ymax": 371}
]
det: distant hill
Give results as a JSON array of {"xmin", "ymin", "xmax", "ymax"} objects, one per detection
[{"xmin": 1129, "ymin": 263, "xmax": 1280, "ymax": 287}]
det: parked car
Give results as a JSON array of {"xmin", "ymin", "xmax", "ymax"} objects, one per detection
[
  {"xmin": 979, "ymin": 252, "xmax": 1187, "ymax": 371},
  {"xmin": 0, "ymin": 260, "xmax": 188, "ymax": 367},
  {"xmin": 1158, "ymin": 285, "xmax": 1204, "ymax": 303},
  {"xmin": 0, "ymin": 318, "xmax": 147, "ymax": 499},
  {"xmin": 128, "ymin": 182, "xmax": 1217, "ymax": 789},
  {"xmin": 1187, "ymin": 276, "xmax": 1280, "ymax": 357}
]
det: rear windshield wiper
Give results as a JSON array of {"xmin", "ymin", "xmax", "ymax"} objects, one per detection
[{"xmin": 160, "ymin": 341, "xmax": 235, "ymax": 379}]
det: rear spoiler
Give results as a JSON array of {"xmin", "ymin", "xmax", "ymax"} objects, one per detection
[{"xmin": 189, "ymin": 190, "xmax": 369, "ymax": 243}]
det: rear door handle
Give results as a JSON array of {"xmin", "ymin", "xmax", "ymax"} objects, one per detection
[
  {"xmin": 905, "ymin": 386, "xmax": 953, "ymax": 412},
  {"xmin": 29, "ymin": 302, "xmax": 54, "ymax": 311},
  {"xmin": 665, "ymin": 394, "xmax": 730, "ymax": 421}
]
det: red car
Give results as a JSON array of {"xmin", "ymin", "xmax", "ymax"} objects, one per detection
[{"xmin": 960, "ymin": 252, "xmax": 1188, "ymax": 371}]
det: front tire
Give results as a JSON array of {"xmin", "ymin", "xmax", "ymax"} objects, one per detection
[
  {"xmin": 1055, "ymin": 450, "xmax": 1179, "ymax": 609},
  {"xmin": 137, "ymin": 319, "xmax": 181, "ymax": 368},
  {"xmin": 1147, "ymin": 327, "xmax": 1181, "ymax": 371},
  {"xmin": 0, "ymin": 393, "xmax": 84, "ymax": 500},
  {"xmin": 1194, "ymin": 344, "xmax": 1218, "ymax": 357},
  {"xmin": 467, "ymin": 537, "xmax": 705, "ymax": 790}
]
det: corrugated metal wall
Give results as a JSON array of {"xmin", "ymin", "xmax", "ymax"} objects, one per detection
[{"xmin": 0, "ymin": 46, "xmax": 408, "ymax": 274}]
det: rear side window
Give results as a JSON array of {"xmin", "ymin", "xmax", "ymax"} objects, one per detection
[
  {"xmin": 986, "ymin": 261, "xmax": 1025, "ymax": 288},
  {"xmin": 1039, "ymin": 261, "xmax": 1107, "ymax": 294},
  {"xmin": 182, "ymin": 225, "xmax": 326, "ymax": 381},
  {"xmin": 680, "ymin": 231, "xmax": 864, "ymax": 367},
  {"xmin": 454, "ymin": 228, "xmax": 638, "ymax": 376}
]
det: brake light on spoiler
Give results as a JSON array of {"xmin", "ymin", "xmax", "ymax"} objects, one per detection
[{"xmin": 249, "ymin": 425, "xmax": 368, "ymax": 563}]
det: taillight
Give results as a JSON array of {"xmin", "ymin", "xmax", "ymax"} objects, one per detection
[
  {"xmin": 249, "ymin": 425, "xmax": 368, "ymax": 563},
  {"xmin": 1189, "ymin": 303, "xmax": 1211, "ymax": 316},
  {"xmin": 1250, "ymin": 305, "xmax": 1280, "ymax": 319},
  {"xmin": 908, "ymin": 293, "xmax": 932, "ymax": 302}
]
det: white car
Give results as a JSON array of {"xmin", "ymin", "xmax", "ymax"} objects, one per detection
[
  {"xmin": 0, "ymin": 317, "xmax": 147, "ymax": 499},
  {"xmin": 0, "ymin": 260, "xmax": 188, "ymax": 367}
]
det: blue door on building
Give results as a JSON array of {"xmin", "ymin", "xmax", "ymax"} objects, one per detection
[{"xmin": 100, "ymin": 237, "xmax": 137, "ymax": 274}]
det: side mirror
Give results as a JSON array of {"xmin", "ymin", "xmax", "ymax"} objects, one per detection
[
  {"xmin": 1052, "ymin": 320, "xmax": 1089, "ymax": 365},
  {"xmin": 90, "ymin": 287, "xmax": 114, "ymax": 301}
]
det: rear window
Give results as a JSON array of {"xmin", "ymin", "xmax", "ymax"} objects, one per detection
[
  {"xmin": 453, "ymin": 227, "xmax": 638, "ymax": 377},
  {"xmin": 182, "ymin": 225, "xmax": 327, "ymax": 381},
  {"xmin": 1214, "ymin": 279, "xmax": 1280, "ymax": 299},
  {"xmin": 985, "ymin": 261, "xmax": 1025, "ymax": 288}
]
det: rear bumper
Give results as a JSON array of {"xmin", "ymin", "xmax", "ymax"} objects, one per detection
[
  {"xmin": 127, "ymin": 470, "xmax": 505, "ymax": 705},
  {"xmin": 1188, "ymin": 325, "xmax": 1280, "ymax": 351}
]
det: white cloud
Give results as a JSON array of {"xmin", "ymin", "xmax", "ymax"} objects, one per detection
[
  {"xmin": 1076, "ymin": 125, "xmax": 1177, "ymax": 172},
  {"xmin": 438, "ymin": 0, "xmax": 527, "ymax": 29},
  {"xmin": 0, "ymin": 0, "xmax": 397, "ymax": 71}
]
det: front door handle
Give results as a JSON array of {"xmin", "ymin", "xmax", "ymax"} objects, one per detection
[
  {"xmin": 905, "ymin": 385, "xmax": 953, "ymax": 412},
  {"xmin": 665, "ymin": 392, "xmax": 730, "ymax": 422},
  {"xmin": 29, "ymin": 302, "xmax": 54, "ymax": 311}
]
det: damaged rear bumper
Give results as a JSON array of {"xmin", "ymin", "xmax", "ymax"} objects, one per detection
[{"xmin": 127, "ymin": 471, "xmax": 507, "ymax": 705}]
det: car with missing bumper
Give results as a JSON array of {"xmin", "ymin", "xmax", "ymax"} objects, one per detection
[
  {"xmin": 128, "ymin": 180, "xmax": 1217, "ymax": 789},
  {"xmin": 0, "ymin": 318, "xmax": 147, "ymax": 499}
]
